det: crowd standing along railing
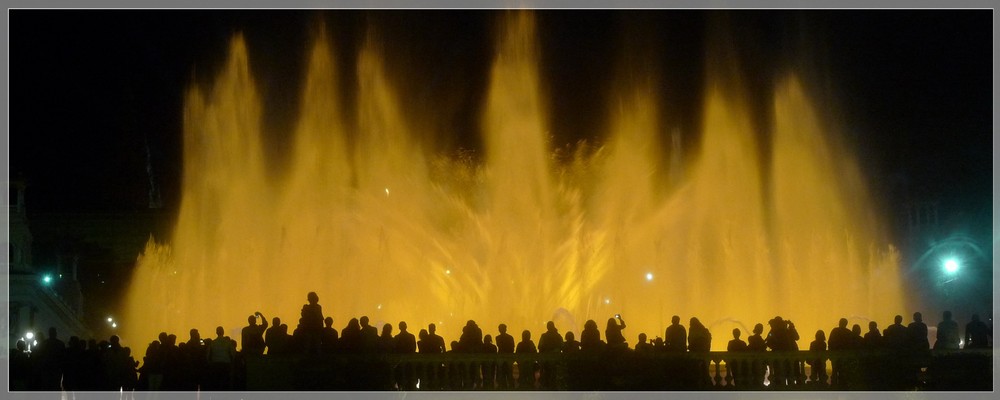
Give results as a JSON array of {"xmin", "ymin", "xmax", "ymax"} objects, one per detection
[{"xmin": 243, "ymin": 349, "xmax": 992, "ymax": 391}]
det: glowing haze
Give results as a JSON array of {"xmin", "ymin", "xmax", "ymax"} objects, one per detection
[{"xmin": 123, "ymin": 13, "xmax": 905, "ymax": 349}]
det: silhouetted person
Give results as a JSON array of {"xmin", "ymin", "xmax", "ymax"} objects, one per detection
[
  {"xmin": 241, "ymin": 312, "xmax": 268, "ymax": 356},
  {"xmin": 427, "ymin": 323, "xmax": 446, "ymax": 353},
  {"xmin": 828, "ymin": 318, "xmax": 852, "ymax": 387},
  {"xmin": 905, "ymin": 312, "xmax": 930, "ymax": 389},
  {"xmin": 459, "ymin": 320, "xmax": 484, "ymax": 352},
  {"xmin": 339, "ymin": 318, "xmax": 361, "ymax": 354},
  {"xmin": 360, "ymin": 316, "xmax": 379, "ymax": 353},
  {"xmin": 299, "ymin": 292, "xmax": 324, "ymax": 354},
  {"xmin": 786, "ymin": 320, "xmax": 801, "ymax": 350},
  {"xmin": 665, "ymin": 315, "xmax": 687, "ymax": 352},
  {"xmin": 36, "ymin": 326, "xmax": 66, "ymax": 390},
  {"xmin": 183, "ymin": 328, "xmax": 207, "ymax": 390},
  {"xmin": 862, "ymin": 321, "xmax": 883, "ymax": 349},
  {"xmin": 417, "ymin": 329, "xmax": 430, "ymax": 353},
  {"xmin": 964, "ymin": 314, "xmax": 991, "ymax": 349},
  {"xmin": 515, "ymin": 329, "xmax": 537, "ymax": 389},
  {"xmin": 393, "ymin": 321, "xmax": 417, "ymax": 390},
  {"xmin": 379, "ymin": 323, "xmax": 394, "ymax": 353},
  {"xmin": 482, "ymin": 334, "xmax": 498, "ymax": 389},
  {"xmin": 850, "ymin": 324, "xmax": 864, "ymax": 349},
  {"xmin": 580, "ymin": 319, "xmax": 603, "ymax": 352},
  {"xmin": 458, "ymin": 320, "xmax": 485, "ymax": 388},
  {"xmin": 808, "ymin": 330, "xmax": 827, "ymax": 384},
  {"xmin": 907, "ymin": 312, "xmax": 930, "ymax": 350},
  {"xmin": 538, "ymin": 321, "xmax": 563, "ymax": 353},
  {"xmin": 727, "ymin": 328, "xmax": 748, "ymax": 387},
  {"xmin": 321, "ymin": 316, "xmax": 339, "ymax": 354},
  {"xmin": 537, "ymin": 321, "xmax": 562, "ymax": 389},
  {"xmin": 562, "ymin": 331, "xmax": 580, "ymax": 353},
  {"xmin": 495, "ymin": 324, "xmax": 515, "ymax": 389},
  {"xmin": 605, "ymin": 315, "xmax": 627, "ymax": 350},
  {"xmin": 687, "ymin": 317, "xmax": 711, "ymax": 352},
  {"xmin": 883, "ymin": 315, "xmax": 907, "ymax": 350},
  {"xmin": 11, "ymin": 339, "xmax": 30, "ymax": 390},
  {"xmin": 206, "ymin": 326, "xmax": 235, "ymax": 390},
  {"xmin": 635, "ymin": 333, "xmax": 654, "ymax": 353},
  {"xmin": 264, "ymin": 317, "xmax": 282, "ymax": 355},
  {"xmin": 747, "ymin": 323, "xmax": 766, "ymax": 352},
  {"xmin": 934, "ymin": 311, "xmax": 960, "ymax": 350}
]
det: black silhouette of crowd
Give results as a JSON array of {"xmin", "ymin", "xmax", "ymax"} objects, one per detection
[{"xmin": 9, "ymin": 292, "xmax": 993, "ymax": 392}]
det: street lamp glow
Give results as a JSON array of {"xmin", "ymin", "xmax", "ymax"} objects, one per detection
[
  {"xmin": 112, "ymin": 322, "xmax": 117, "ymax": 328},
  {"xmin": 107, "ymin": 317, "xmax": 113, "ymax": 323},
  {"xmin": 25, "ymin": 332, "xmax": 34, "ymax": 340},
  {"xmin": 944, "ymin": 259, "xmax": 959, "ymax": 274},
  {"xmin": 42, "ymin": 274, "xmax": 52, "ymax": 285}
]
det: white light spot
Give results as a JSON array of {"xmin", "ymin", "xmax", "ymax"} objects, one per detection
[
  {"xmin": 445, "ymin": 269, "xmax": 451, "ymax": 275},
  {"xmin": 604, "ymin": 298, "xmax": 611, "ymax": 305},
  {"xmin": 107, "ymin": 317, "xmax": 113, "ymax": 322},
  {"xmin": 112, "ymin": 322, "xmax": 117, "ymax": 328},
  {"xmin": 944, "ymin": 259, "xmax": 959, "ymax": 274},
  {"xmin": 377, "ymin": 304, "xmax": 382, "ymax": 310},
  {"xmin": 385, "ymin": 188, "xmax": 390, "ymax": 196},
  {"xmin": 646, "ymin": 272, "xmax": 654, "ymax": 281},
  {"xmin": 25, "ymin": 332, "xmax": 34, "ymax": 340}
]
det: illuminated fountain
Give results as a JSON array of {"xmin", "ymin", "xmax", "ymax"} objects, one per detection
[{"xmin": 123, "ymin": 13, "xmax": 905, "ymax": 349}]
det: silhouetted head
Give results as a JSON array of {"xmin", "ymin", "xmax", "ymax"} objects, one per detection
[
  {"xmin": 913, "ymin": 312, "xmax": 922, "ymax": 323},
  {"xmin": 607, "ymin": 318, "xmax": 618, "ymax": 329},
  {"xmin": 894, "ymin": 315, "xmax": 903, "ymax": 324},
  {"xmin": 584, "ymin": 320, "xmax": 597, "ymax": 331},
  {"xmin": 753, "ymin": 323, "xmax": 764, "ymax": 335},
  {"xmin": 360, "ymin": 316, "xmax": 370, "ymax": 327},
  {"xmin": 325, "ymin": 317, "xmax": 333, "ymax": 328},
  {"xmin": 689, "ymin": 317, "xmax": 701, "ymax": 329},
  {"xmin": 638, "ymin": 333, "xmax": 647, "ymax": 343},
  {"xmin": 399, "ymin": 321, "xmax": 408, "ymax": 332},
  {"xmin": 110, "ymin": 335, "xmax": 121, "ymax": 346},
  {"xmin": 732, "ymin": 328, "xmax": 741, "ymax": 339},
  {"xmin": 672, "ymin": 315, "xmax": 680, "ymax": 325},
  {"xmin": 272, "ymin": 317, "xmax": 281, "ymax": 326},
  {"xmin": 348, "ymin": 318, "xmax": 360, "ymax": 331},
  {"xmin": 419, "ymin": 329, "xmax": 428, "ymax": 340},
  {"xmin": 522, "ymin": 330, "xmax": 531, "ymax": 341},
  {"xmin": 429, "ymin": 323, "xmax": 437, "ymax": 334},
  {"xmin": 565, "ymin": 331, "xmax": 575, "ymax": 342},
  {"xmin": 159, "ymin": 332, "xmax": 168, "ymax": 343},
  {"xmin": 943, "ymin": 311, "xmax": 952, "ymax": 321},
  {"xmin": 815, "ymin": 330, "xmax": 826, "ymax": 341},
  {"xmin": 307, "ymin": 292, "xmax": 319, "ymax": 304},
  {"xmin": 190, "ymin": 329, "xmax": 200, "ymax": 342},
  {"xmin": 450, "ymin": 341, "xmax": 459, "ymax": 351},
  {"xmin": 216, "ymin": 326, "xmax": 225, "ymax": 337},
  {"xmin": 868, "ymin": 321, "xmax": 878, "ymax": 332},
  {"xmin": 16, "ymin": 339, "xmax": 25, "ymax": 351},
  {"xmin": 484, "ymin": 334, "xmax": 493, "ymax": 344},
  {"xmin": 249, "ymin": 315, "xmax": 257, "ymax": 325},
  {"xmin": 547, "ymin": 321, "xmax": 557, "ymax": 332},
  {"xmin": 381, "ymin": 323, "xmax": 392, "ymax": 336},
  {"xmin": 498, "ymin": 324, "xmax": 507, "ymax": 334},
  {"xmin": 852, "ymin": 324, "xmax": 862, "ymax": 336},
  {"xmin": 654, "ymin": 337, "xmax": 664, "ymax": 346},
  {"xmin": 48, "ymin": 327, "xmax": 58, "ymax": 339},
  {"xmin": 839, "ymin": 318, "xmax": 848, "ymax": 328}
]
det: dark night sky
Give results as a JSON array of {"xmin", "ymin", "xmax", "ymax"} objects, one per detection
[{"xmin": 8, "ymin": 10, "xmax": 993, "ymax": 247}]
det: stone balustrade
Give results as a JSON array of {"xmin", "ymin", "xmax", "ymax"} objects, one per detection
[{"xmin": 244, "ymin": 348, "xmax": 992, "ymax": 391}]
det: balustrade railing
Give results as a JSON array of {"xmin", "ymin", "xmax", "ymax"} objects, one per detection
[{"xmin": 243, "ymin": 349, "xmax": 992, "ymax": 391}]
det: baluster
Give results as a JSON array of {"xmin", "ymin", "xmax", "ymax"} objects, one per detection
[{"xmin": 713, "ymin": 358, "xmax": 722, "ymax": 387}]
